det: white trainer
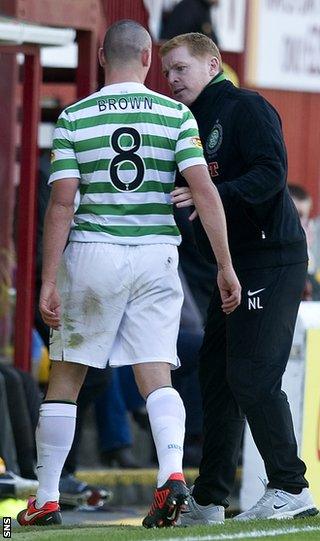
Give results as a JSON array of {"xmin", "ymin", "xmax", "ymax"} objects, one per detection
[
  {"xmin": 179, "ymin": 488, "xmax": 225, "ymax": 525},
  {"xmin": 234, "ymin": 488, "xmax": 318, "ymax": 521}
]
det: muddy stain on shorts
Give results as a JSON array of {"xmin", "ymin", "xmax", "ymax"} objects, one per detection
[
  {"xmin": 64, "ymin": 314, "xmax": 76, "ymax": 332},
  {"xmin": 82, "ymin": 288, "xmax": 103, "ymax": 317},
  {"xmin": 68, "ymin": 333, "xmax": 84, "ymax": 348}
]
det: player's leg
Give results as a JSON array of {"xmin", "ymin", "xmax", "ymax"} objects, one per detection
[
  {"xmin": 17, "ymin": 361, "xmax": 87, "ymax": 526},
  {"xmin": 110, "ymin": 244, "xmax": 187, "ymax": 527},
  {"xmin": 134, "ymin": 362, "xmax": 185, "ymax": 484},
  {"xmin": 18, "ymin": 242, "xmax": 129, "ymax": 526},
  {"xmin": 134, "ymin": 362, "xmax": 188, "ymax": 528}
]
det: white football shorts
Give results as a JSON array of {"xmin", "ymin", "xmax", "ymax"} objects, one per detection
[{"xmin": 50, "ymin": 242, "xmax": 184, "ymax": 369}]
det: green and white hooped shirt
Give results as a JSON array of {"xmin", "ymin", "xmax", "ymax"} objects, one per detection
[{"xmin": 49, "ymin": 82, "xmax": 206, "ymax": 245}]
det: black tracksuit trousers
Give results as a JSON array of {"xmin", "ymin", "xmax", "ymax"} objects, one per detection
[{"xmin": 193, "ymin": 262, "xmax": 309, "ymax": 508}]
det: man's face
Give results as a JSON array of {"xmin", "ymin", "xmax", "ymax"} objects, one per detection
[{"xmin": 161, "ymin": 45, "xmax": 217, "ymax": 106}]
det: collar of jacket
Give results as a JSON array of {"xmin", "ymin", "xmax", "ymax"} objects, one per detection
[
  {"xmin": 190, "ymin": 71, "xmax": 230, "ymax": 113},
  {"xmin": 207, "ymin": 71, "xmax": 227, "ymax": 86}
]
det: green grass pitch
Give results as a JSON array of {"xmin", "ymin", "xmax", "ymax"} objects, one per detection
[{"xmin": 12, "ymin": 516, "xmax": 320, "ymax": 541}]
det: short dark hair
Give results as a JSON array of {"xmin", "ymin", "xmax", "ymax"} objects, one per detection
[{"xmin": 102, "ymin": 19, "xmax": 151, "ymax": 65}]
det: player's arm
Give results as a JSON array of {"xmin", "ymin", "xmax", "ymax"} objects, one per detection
[
  {"xmin": 182, "ymin": 165, "xmax": 241, "ymax": 313},
  {"xmin": 40, "ymin": 178, "xmax": 78, "ymax": 328}
]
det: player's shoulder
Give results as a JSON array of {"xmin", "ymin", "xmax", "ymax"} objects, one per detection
[
  {"xmin": 62, "ymin": 89, "xmax": 102, "ymax": 118},
  {"xmin": 147, "ymin": 88, "xmax": 185, "ymax": 112}
]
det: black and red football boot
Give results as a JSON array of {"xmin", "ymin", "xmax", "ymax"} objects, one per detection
[{"xmin": 143, "ymin": 472, "xmax": 188, "ymax": 528}]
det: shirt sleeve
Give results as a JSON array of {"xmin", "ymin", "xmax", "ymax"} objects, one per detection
[
  {"xmin": 49, "ymin": 110, "xmax": 81, "ymax": 184},
  {"xmin": 175, "ymin": 105, "xmax": 207, "ymax": 173}
]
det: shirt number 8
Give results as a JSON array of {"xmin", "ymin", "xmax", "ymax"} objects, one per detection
[{"xmin": 110, "ymin": 127, "xmax": 145, "ymax": 191}]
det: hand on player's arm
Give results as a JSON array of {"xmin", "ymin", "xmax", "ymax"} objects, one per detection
[
  {"xmin": 40, "ymin": 178, "xmax": 79, "ymax": 329},
  {"xmin": 181, "ymin": 165, "xmax": 241, "ymax": 313},
  {"xmin": 171, "ymin": 186, "xmax": 198, "ymax": 220}
]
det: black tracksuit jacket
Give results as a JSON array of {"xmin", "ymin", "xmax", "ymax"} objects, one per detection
[{"xmin": 183, "ymin": 75, "xmax": 308, "ymax": 270}]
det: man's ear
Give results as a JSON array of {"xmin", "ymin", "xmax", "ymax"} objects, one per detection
[
  {"xmin": 141, "ymin": 47, "xmax": 152, "ymax": 69},
  {"xmin": 209, "ymin": 56, "xmax": 220, "ymax": 76},
  {"xmin": 98, "ymin": 47, "xmax": 106, "ymax": 68}
]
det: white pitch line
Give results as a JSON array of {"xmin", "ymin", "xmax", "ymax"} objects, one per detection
[{"xmin": 146, "ymin": 524, "xmax": 320, "ymax": 541}]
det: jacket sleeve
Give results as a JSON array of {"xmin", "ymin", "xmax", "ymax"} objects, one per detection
[{"xmin": 217, "ymin": 97, "xmax": 287, "ymax": 206}]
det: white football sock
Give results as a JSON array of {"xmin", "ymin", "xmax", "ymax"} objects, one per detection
[
  {"xmin": 146, "ymin": 387, "xmax": 185, "ymax": 487},
  {"xmin": 35, "ymin": 401, "xmax": 77, "ymax": 507}
]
